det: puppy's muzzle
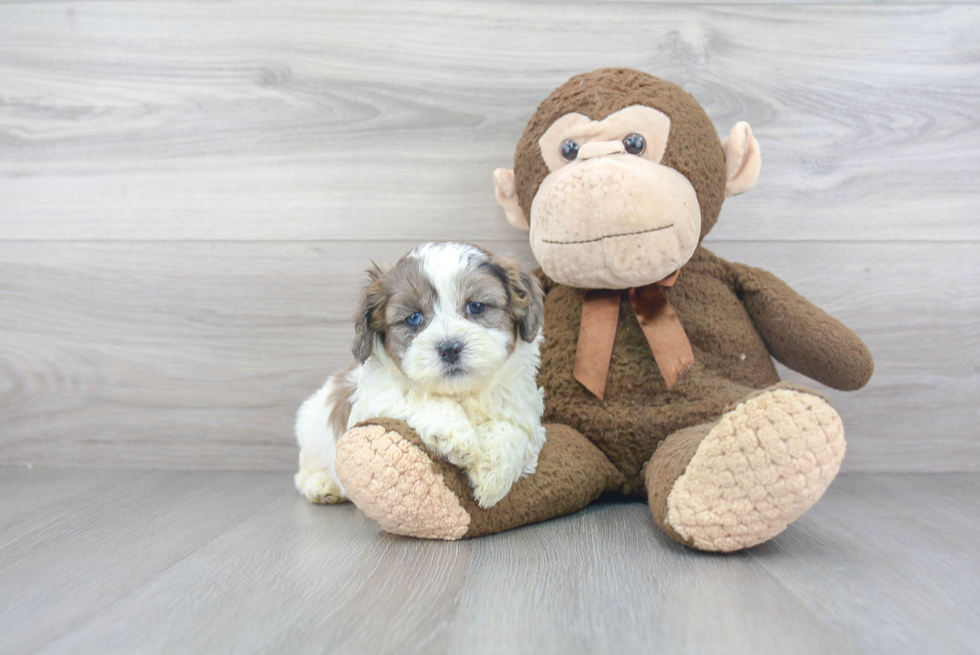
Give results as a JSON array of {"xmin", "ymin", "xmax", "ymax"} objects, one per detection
[{"xmin": 437, "ymin": 341, "xmax": 464, "ymax": 365}]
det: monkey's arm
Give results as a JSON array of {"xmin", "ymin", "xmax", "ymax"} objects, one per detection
[{"xmin": 730, "ymin": 262, "xmax": 874, "ymax": 391}]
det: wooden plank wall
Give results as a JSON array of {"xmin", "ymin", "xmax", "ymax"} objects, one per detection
[{"xmin": 1, "ymin": 1, "xmax": 977, "ymax": 472}]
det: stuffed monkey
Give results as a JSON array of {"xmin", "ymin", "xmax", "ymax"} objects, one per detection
[{"xmin": 333, "ymin": 69, "xmax": 873, "ymax": 552}]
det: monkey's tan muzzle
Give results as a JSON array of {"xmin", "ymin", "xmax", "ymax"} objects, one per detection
[{"xmin": 529, "ymin": 155, "xmax": 702, "ymax": 290}]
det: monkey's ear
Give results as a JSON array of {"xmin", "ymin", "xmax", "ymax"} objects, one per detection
[
  {"xmin": 493, "ymin": 168, "xmax": 530, "ymax": 231},
  {"xmin": 722, "ymin": 122, "xmax": 762, "ymax": 197}
]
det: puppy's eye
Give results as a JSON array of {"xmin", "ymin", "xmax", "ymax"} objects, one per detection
[
  {"xmin": 623, "ymin": 133, "xmax": 645, "ymax": 155},
  {"xmin": 405, "ymin": 312, "xmax": 423, "ymax": 327},
  {"xmin": 466, "ymin": 302, "xmax": 485, "ymax": 316},
  {"xmin": 560, "ymin": 139, "xmax": 579, "ymax": 162}
]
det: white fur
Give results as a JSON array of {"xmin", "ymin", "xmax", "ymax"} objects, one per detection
[
  {"xmin": 294, "ymin": 369, "xmax": 353, "ymax": 503},
  {"xmin": 295, "ymin": 243, "xmax": 546, "ymax": 509}
]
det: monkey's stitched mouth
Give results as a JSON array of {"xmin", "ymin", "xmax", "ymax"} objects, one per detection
[{"xmin": 542, "ymin": 224, "xmax": 674, "ymax": 245}]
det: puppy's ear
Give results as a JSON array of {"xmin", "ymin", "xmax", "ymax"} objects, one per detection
[
  {"xmin": 516, "ymin": 271, "xmax": 545, "ymax": 342},
  {"xmin": 352, "ymin": 264, "xmax": 388, "ymax": 364},
  {"xmin": 490, "ymin": 256, "xmax": 545, "ymax": 343}
]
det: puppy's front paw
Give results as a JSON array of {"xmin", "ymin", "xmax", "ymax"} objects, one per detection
[
  {"xmin": 425, "ymin": 427, "xmax": 480, "ymax": 468},
  {"xmin": 468, "ymin": 461, "xmax": 519, "ymax": 509},
  {"xmin": 296, "ymin": 470, "xmax": 346, "ymax": 504}
]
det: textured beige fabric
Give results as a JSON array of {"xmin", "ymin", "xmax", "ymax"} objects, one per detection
[
  {"xmin": 335, "ymin": 425, "xmax": 471, "ymax": 540},
  {"xmin": 666, "ymin": 388, "xmax": 845, "ymax": 552},
  {"xmin": 536, "ymin": 106, "xmax": 671, "ymax": 173},
  {"xmin": 529, "ymin": 156, "xmax": 701, "ymax": 289},
  {"xmin": 721, "ymin": 121, "xmax": 761, "ymax": 197},
  {"xmin": 493, "ymin": 168, "xmax": 529, "ymax": 231}
]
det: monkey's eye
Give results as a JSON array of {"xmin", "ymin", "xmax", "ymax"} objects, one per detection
[
  {"xmin": 623, "ymin": 133, "xmax": 646, "ymax": 155},
  {"xmin": 466, "ymin": 302, "xmax": 485, "ymax": 316},
  {"xmin": 405, "ymin": 312, "xmax": 424, "ymax": 327},
  {"xmin": 560, "ymin": 139, "xmax": 579, "ymax": 162}
]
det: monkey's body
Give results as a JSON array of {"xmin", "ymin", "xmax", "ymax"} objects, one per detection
[
  {"xmin": 539, "ymin": 246, "xmax": 871, "ymax": 499},
  {"xmin": 330, "ymin": 69, "xmax": 873, "ymax": 552},
  {"xmin": 540, "ymin": 249, "xmax": 780, "ymax": 497}
]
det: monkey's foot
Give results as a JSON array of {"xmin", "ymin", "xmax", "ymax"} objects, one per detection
[
  {"xmin": 656, "ymin": 387, "xmax": 845, "ymax": 552},
  {"xmin": 334, "ymin": 423, "xmax": 471, "ymax": 540},
  {"xmin": 335, "ymin": 418, "xmax": 624, "ymax": 540}
]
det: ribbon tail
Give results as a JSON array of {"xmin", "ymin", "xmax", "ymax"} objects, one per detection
[
  {"xmin": 629, "ymin": 285, "xmax": 695, "ymax": 390},
  {"xmin": 573, "ymin": 290, "xmax": 622, "ymax": 400}
]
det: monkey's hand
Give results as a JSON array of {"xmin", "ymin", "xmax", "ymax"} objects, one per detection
[{"xmin": 733, "ymin": 263, "xmax": 874, "ymax": 391}]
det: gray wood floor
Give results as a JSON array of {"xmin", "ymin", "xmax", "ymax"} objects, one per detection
[{"xmin": 1, "ymin": 469, "xmax": 977, "ymax": 655}]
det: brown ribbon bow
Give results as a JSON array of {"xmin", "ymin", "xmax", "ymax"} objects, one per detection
[{"xmin": 573, "ymin": 269, "xmax": 694, "ymax": 400}]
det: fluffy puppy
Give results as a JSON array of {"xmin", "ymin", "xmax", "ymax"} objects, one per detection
[{"xmin": 295, "ymin": 242, "xmax": 546, "ymax": 509}]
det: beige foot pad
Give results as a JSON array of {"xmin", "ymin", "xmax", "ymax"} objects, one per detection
[
  {"xmin": 667, "ymin": 388, "xmax": 845, "ymax": 552},
  {"xmin": 334, "ymin": 425, "xmax": 471, "ymax": 540}
]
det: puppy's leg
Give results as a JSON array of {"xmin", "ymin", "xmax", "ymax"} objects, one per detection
[
  {"xmin": 408, "ymin": 400, "xmax": 482, "ymax": 470},
  {"xmin": 411, "ymin": 404, "xmax": 533, "ymax": 509},
  {"xmin": 469, "ymin": 422, "xmax": 537, "ymax": 508},
  {"xmin": 295, "ymin": 370, "xmax": 352, "ymax": 504}
]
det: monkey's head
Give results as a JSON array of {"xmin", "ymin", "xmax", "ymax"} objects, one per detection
[{"xmin": 494, "ymin": 68, "xmax": 761, "ymax": 289}]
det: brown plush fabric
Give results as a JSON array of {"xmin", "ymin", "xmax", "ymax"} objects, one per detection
[
  {"xmin": 644, "ymin": 421, "xmax": 715, "ymax": 547},
  {"xmin": 537, "ymin": 246, "xmax": 873, "ymax": 496},
  {"xmin": 513, "ymin": 68, "xmax": 727, "ymax": 242},
  {"xmin": 357, "ymin": 418, "xmax": 624, "ymax": 539},
  {"xmin": 733, "ymin": 263, "xmax": 874, "ymax": 390}
]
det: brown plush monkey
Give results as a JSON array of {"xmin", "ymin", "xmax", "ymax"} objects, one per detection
[{"xmin": 334, "ymin": 69, "xmax": 873, "ymax": 552}]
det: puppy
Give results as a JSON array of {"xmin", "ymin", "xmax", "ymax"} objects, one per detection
[{"xmin": 295, "ymin": 242, "xmax": 546, "ymax": 509}]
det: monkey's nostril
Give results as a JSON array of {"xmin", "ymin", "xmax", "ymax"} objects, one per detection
[{"xmin": 437, "ymin": 341, "xmax": 464, "ymax": 365}]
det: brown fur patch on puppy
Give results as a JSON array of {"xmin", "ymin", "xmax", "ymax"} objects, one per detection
[
  {"xmin": 379, "ymin": 258, "xmax": 438, "ymax": 369},
  {"xmin": 479, "ymin": 256, "xmax": 545, "ymax": 343},
  {"xmin": 326, "ymin": 364, "xmax": 357, "ymax": 441},
  {"xmin": 353, "ymin": 264, "xmax": 390, "ymax": 364}
]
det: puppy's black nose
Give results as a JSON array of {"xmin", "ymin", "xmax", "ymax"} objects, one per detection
[{"xmin": 437, "ymin": 341, "xmax": 464, "ymax": 364}]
